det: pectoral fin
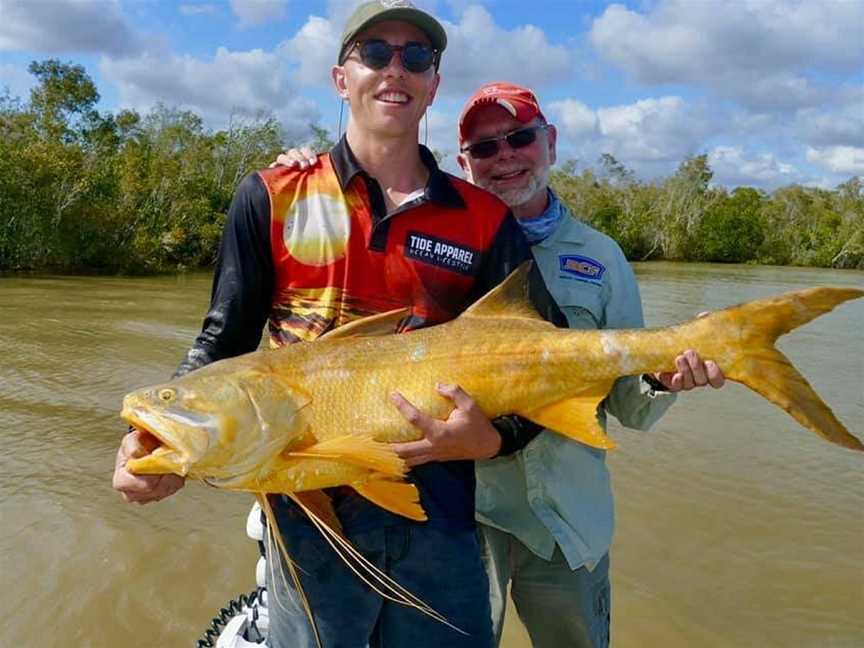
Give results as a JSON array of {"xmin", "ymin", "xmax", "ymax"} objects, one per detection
[
  {"xmin": 353, "ymin": 478, "xmax": 427, "ymax": 521},
  {"xmin": 319, "ymin": 308, "xmax": 409, "ymax": 339},
  {"xmin": 284, "ymin": 434, "xmax": 407, "ymax": 478},
  {"xmin": 522, "ymin": 382, "xmax": 617, "ymax": 450}
]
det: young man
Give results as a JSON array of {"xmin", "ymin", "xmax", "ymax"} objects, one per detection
[
  {"xmin": 276, "ymin": 82, "xmax": 725, "ymax": 647},
  {"xmin": 112, "ymin": 4, "xmax": 531, "ymax": 647}
]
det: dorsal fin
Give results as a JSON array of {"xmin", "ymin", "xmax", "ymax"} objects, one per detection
[
  {"xmin": 462, "ymin": 262, "xmax": 550, "ymax": 325},
  {"xmin": 319, "ymin": 308, "xmax": 409, "ymax": 340}
]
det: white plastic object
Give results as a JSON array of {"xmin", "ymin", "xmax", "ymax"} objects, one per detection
[
  {"xmin": 255, "ymin": 556, "xmax": 267, "ymax": 588},
  {"xmin": 246, "ymin": 502, "xmax": 264, "ymax": 541}
]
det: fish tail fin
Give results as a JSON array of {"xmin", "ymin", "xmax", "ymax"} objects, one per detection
[
  {"xmin": 287, "ymin": 493, "xmax": 467, "ymax": 635},
  {"xmin": 710, "ymin": 287, "xmax": 864, "ymax": 451},
  {"xmin": 257, "ymin": 493, "xmax": 324, "ymax": 648}
]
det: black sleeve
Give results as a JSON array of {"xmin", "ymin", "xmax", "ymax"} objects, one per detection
[
  {"xmin": 491, "ymin": 415, "xmax": 544, "ymax": 456},
  {"xmin": 174, "ymin": 173, "xmax": 273, "ymax": 377}
]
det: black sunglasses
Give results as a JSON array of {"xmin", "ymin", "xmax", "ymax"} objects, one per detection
[
  {"xmin": 350, "ymin": 39, "xmax": 438, "ymax": 74},
  {"xmin": 461, "ymin": 125, "xmax": 550, "ymax": 160}
]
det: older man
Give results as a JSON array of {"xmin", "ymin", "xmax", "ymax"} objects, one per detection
[
  {"xmin": 112, "ymin": 4, "xmax": 533, "ymax": 647},
  {"xmin": 278, "ymin": 80, "xmax": 724, "ymax": 648},
  {"xmin": 452, "ymin": 83, "xmax": 725, "ymax": 648}
]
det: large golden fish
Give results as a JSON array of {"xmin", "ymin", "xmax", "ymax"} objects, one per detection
[{"xmin": 124, "ymin": 265, "xmax": 863, "ymax": 522}]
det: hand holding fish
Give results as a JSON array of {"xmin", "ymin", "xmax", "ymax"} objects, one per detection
[
  {"xmin": 653, "ymin": 349, "xmax": 726, "ymax": 392},
  {"xmin": 113, "ymin": 427, "xmax": 185, "ymax": 504},
  {"xmin": 390, "ymin": 383, "xmax": 502, "ymax": 467}
]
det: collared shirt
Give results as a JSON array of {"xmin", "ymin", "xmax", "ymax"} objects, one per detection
[
  {"xmin": 177, "ymin": 136, "xmax": 531, "ymax": 532},
  {"xmin": 475, "ymin": 190, "xmax": 676, "ymax": 569}
]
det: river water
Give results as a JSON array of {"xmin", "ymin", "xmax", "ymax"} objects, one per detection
[{"xmin": 0, "ymin": 262, "xmax": 861, "ymax": 647}]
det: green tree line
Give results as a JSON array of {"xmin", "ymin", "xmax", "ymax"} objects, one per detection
[
  {"xmin": 551, "ymin": 154, "xmax": 864, "ymax": 269},
  {"xmin": 1, "ymin": 60, "xmax": 862, "ymax": 273}
]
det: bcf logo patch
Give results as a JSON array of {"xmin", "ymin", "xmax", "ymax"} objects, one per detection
[{"xmin": 559, "ymin": 254, "xmax": 605, "ymax": 283}]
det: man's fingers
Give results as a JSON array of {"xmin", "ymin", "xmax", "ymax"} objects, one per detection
[
  {"xmin": 706, "ymin": 360, "xmax": 725, "ymax": 388},
  {"xmin": 391, "ymin": 440, "xmax": 434, "ymax": 467},
  {"xmin": 674, "ymin": 354, "xmax": 695, "ymax": 391},
  {"xmin": 436, "ymin": 382, "xmax": 476, "ymax": 411},
  {"xmin": 300, "ymin": 146, "xmax": 318, "ymax": 165},
  {"xmin": 392, "ymin": 438, "xmax": 433, "ymax": 459},
  {"xmin": 390, "ymin": 391, "xmax": 437, "ymax": 434},
  {"xmin": 275, "ymin": 152, "xmax": 305, "ymax": 169},
  {"xmin": 119, "ymin": 474, "xmax": 184, "ymax": 504},
  {"xmin": 683, "ymin": 349, "xmax": 708, "ymax": 386},
  {"xmin": 122, "ymin": 428, "xmax": 161, "ymax": 459},
  {"xmin": 113, "ymin": 470, "xmax": 159, "ymax": 492}
]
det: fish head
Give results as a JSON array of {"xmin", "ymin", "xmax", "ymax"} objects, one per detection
[{"xmin": 122, "ymin": 360, "xmax": 311, "ymax": 481}]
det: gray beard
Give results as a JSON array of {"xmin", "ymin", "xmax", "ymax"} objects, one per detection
[{"xmin": 481, "ymin": 166, "xmax": 550, "ymax": 209}]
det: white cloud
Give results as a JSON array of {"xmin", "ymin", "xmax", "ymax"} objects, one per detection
[
  {"xmin": 794, "ymin": 87, "xmax": 864, "ymax": 149},
  {"xmin": 179, "ymin": 4, "xmax": 219, "ymax": 17},
  {"xmin": 596, "ymin": 96, "xmax": 713, "ymax": 162},
  {"xmin": 0, "ymin": 0, "xmax": 142, "ymax": 56},
  {"xmin": 547, "ymin": 99, "xmax": 597, "ymax": 137},
  {"xmin": 422, "ymin": 107, "xmax": 460, "ymax": 170},
  {"xmin": 279, "ymin": 15, "xmax": 340, "ymax": 86},
  {"xmin": 545, "ymin": 95, "xmax": 721, "ymax": 180},
  {"xmin": 280, "ymin": 4, "xmax": 575, "ymax": 98},
  {"xmin": 439, "ymin": 6, "xmax": 574, "ymax": 97},
  {"xmin": 806, "ymin": 146, "xmax": 864, "ymax": 175},
  {"xmin": 100, "ymin": 47, "xmax": 319, "ymax": 138},
  {"xmin": 708, "ymin": 145, "xmax": 801, "ymax": 187},
  {"xmin": 590, "ymin": 0, "xmax": 864, "ymax": 111},
  {"xmin": 230, "ymin": 0, "xmax": 288, "ymax": 27}
]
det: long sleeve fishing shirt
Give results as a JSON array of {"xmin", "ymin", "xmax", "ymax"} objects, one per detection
[
  {"xmin": 176, "ymin": 137, "xmax": 531, "ymax": 532},
  {"xmin": 475, "ymin": 190, "xmax": 677, "ymax": 570}
]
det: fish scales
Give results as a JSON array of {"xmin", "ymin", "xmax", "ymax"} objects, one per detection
[{"xmin": 123, "ymin": 265, "xmax": 864, "ymax": 515}]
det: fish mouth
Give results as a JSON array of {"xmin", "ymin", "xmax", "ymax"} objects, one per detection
[{"xmin": 121, "ymin": 405, "xmax": 194, "ymax": 477}]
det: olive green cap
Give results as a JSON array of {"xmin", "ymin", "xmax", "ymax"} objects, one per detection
[{"xmin": 338, "ymin": 1, "xmax": 447, "ymax": 65}]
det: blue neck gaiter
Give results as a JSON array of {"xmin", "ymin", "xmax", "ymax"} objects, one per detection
[{"xmin": 515, "ymin": 189, "xmax": 562, "ymax": 245}]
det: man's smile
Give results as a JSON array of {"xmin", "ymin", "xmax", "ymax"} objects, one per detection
[
  {"xmin": 491, "ymin": 168, "xmax": 530, "ymax": 183},
  {"xmin": 375, "ymin": 90, "xmax": 411, "ymax": 105}
]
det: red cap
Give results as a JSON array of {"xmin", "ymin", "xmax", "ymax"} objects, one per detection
[{"xmin": 458, "ymin": 82, "xmax": 546, "ymax": 145}]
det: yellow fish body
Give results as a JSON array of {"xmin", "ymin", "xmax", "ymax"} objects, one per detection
[{"xmin": 124, "ymin": 265, "xmax": 864, "ymax": 521}]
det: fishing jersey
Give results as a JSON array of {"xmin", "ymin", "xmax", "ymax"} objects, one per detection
[{"xmin": 177, "ymin": 137, "xmax": 530, "ymax": 531}]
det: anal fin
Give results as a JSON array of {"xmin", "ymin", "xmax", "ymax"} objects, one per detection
[
  {"xmin": 522, "ymin": 382, "xmax": 617, "ymax": 450},
  {"xmin": 353, "ymin": 478, "xmax": 427, "ymax": 521},
  {"xmin": 284, "ymin": 433, "xmax": 407, "ymax": 478}
]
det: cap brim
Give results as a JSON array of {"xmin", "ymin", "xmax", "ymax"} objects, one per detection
[{"xmin": 340, "ymin": 7, "xmax": 447, "ymax": 64}]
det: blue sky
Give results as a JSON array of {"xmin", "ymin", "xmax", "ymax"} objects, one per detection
[{"xmin": 1, "ymin": 0, "xmax": 862, "ymax": 188}]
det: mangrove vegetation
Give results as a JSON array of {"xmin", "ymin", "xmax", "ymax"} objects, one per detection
[{"xmin": 1, "ymin": 60, "xmax": 862, "ymax": 273}]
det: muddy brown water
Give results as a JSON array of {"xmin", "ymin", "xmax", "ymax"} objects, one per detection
[{"xmin": 1, "ymin": 262, "xmax": 862, "ymax": 647}]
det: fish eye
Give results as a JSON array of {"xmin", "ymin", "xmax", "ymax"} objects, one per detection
[{"xmin": 158, "ymin": 388, "xmax": 176, "ymax": 402}]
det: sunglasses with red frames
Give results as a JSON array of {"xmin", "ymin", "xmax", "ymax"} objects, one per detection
[
  {"xmin": 461, "ymin": 124, "xmax": 550, "ymax": 160},
  {"xmin": 348, "ymin": 39, "xmax": 439, "ymax": 74}
]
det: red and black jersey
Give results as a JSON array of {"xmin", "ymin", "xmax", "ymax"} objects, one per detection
[
  {"xmin": 260, "ymin": 140, "xmax": 523, "ymax": 345},
  {"xmin": 176, "ymin": 137, "xmax": 530, "ymax": 530}
]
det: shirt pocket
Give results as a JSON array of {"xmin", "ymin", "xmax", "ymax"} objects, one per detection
[{"xmin": 553, "ymin": 281, "xmax": 605, "ymax": 329}]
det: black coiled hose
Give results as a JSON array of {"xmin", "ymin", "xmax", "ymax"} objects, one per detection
[{"xmin": 196, "ymin": 588, "xmax": 265, "ymax": 647}]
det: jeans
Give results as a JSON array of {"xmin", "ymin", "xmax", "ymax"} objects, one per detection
[
  {"xmin": 266, "ymin": 503, "xmax": 494, "ymax": 648},
  {"xmin": 479, "ymin": 523, "xmax": 610, "ymax": 648}
]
